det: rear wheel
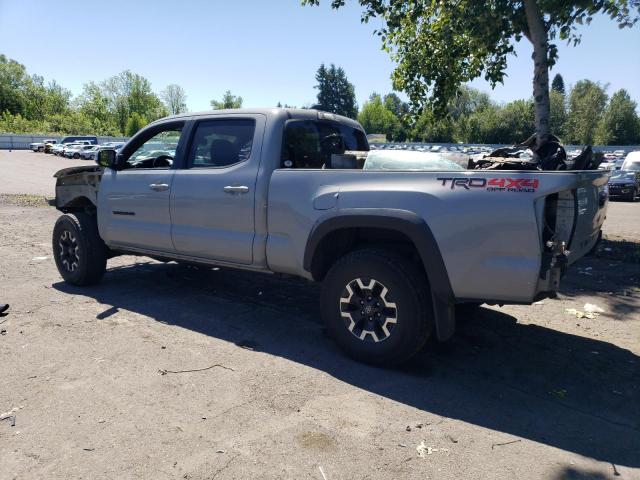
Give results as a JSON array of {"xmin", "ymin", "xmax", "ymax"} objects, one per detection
[
  {"xmin": 52, "ymin": 213, "xmax": 108, "ymax": 285},
  {"xmin": 321, "ymin": 248, "xmax": 433, "ymax": 366}
]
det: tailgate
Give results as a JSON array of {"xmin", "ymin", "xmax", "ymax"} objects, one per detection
[
  {"xmin": 535, "ymin": 170, "xmax": 608, "ymax": 297},
  {"xmin": 542, "ymin": 170, "xmax": 609, "ymax": 265}
]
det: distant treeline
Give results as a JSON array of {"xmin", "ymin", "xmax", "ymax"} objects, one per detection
[
  {"xmin": 358, "ymin": 78, "xmax": 640, "ymax": 146},
  {"xmin": 1, "ymin": 54, "xmax": 639, "ymax": 145}
]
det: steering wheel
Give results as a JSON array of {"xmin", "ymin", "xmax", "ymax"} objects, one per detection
[{"xmin": 152, "ymin": 155, "xmax": 173, "ymax": 168}]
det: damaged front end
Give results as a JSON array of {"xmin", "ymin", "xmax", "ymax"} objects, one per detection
[{"xmin": 53, "ymin": 165, "xmax": 103, "ymax": 212}]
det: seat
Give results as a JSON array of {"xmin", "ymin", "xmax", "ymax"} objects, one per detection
[{"xmin": 210, "ymin": 139, "xmax": 239, "ymax": 167}]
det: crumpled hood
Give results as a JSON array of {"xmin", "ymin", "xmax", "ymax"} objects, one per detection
[{"xmin": 53, "ymin": 165, "xmax": 103, "ymax": 178}]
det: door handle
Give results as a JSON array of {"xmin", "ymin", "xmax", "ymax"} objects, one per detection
[
  {"xmin": 149, "ymin": 183, "xmax": 169, "ymax": 191},
  {"xmin": 223, "ymin": 185, "xmax": 249, "ymax": 194}
]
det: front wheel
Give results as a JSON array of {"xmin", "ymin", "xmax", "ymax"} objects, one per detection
[
  {"xmin": 321, "ymin": 248, "xmax": 433, "ymax": 366},
  {"xmin": 52, "ymin": 213, "xmax": 108, "ymax": 285}
]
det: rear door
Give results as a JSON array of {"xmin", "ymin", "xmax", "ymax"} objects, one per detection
[
  {"xmin": 169, "ymin": 115, "xmax": 264, "ymax": 264},
  {"xmin": 97, "ymin": 121, "xmax": 186, "ymax": 252}
]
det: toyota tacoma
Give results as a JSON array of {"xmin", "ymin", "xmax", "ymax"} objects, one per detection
[{"xmin": 51, "ymin": 108, "xmax": 609, "ymax": 365}]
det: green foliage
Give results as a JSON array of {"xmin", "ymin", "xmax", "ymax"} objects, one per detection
[
  {"xmin": 549, "ymin": 89, "xmax": 567, "ymax": 138},
  {"xmin": 125, "ymin": 112, "xmax": 147, "ymax": 137},
  {"xmin": 302, "ymin": 0, "xmax": 640, "ymax": 140},
  {"xmin": 161, "ymin": 84, "xmax": 188, "ymax": 115},
  {"xmin": 358, "ymin": 94, "xmax": 401, "ymax": 141},
  {"xmin": 595, "ymin": 89, "xmax": 640, "ymax": 145},
  {"xmin": 100, "ymin": 70, "xmax": 168, "ymax": 133},
  {"xmin": 565, "ymin": 80, "xmax": 608, "ymax": 144},
  {"xmin": 0, "ymin": 53, "xmax": 170, "ymax": 136},
  {"xmin": 315, "ymin": 63, "xmax": 358, "ymax": 119},
  {"xmin": 210, "ymin": 90, "xmax": 243, "ymax": 109},
  {"xmin": 551, "ymin": 73, "xmax": 565, "ymax": 95}
]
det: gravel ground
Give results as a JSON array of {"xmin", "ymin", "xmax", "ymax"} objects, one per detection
[{"xmin": 0, "ymin": 151, "xmax": 639, "ymax": 479}]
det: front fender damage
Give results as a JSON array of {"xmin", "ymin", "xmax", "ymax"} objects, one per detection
[{"xmin": 53, "ymin": 166, "xmax": 103, "ymax": 210}]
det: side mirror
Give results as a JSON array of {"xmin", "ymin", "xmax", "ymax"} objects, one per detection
[{"xmin": 96, "ymin": 149, "xmax": 117, "ymax": 169}]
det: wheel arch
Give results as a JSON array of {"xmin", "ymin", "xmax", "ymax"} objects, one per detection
[
  {"xmin": 304, "ymin": 208, "xmax": 456, "ymax": 340},
  {"xmin": 56, "ymin": 195, "xmax": 96, "ymax": 212}
]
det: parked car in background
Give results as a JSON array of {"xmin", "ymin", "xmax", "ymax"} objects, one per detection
[
  {"xmin": 608, "ymin": 170, "xmax": 640, "ymax": 201},
  {"xmin": 30, "ymin": 142, "xmax": 44, "ymax": 152},
  {"xmin": 43, "ymin": 139, "xmax": 58, "ymax": 153},
  {"xmin": 61, "ymin": 143, "xmax": 89, "ymax": 158},
  {"xmin": 80, "ymin": 145, "xmax": 101, "ymax": 160},
  {"xmin": 51, "ymin": 143, "xmax": 66, "ymax": 156},
  {"xmin": 71, "ymin": 145, "xmax": 98, "ymax": 159},
  {"xmin": 81, "ymin": 144, "xmax": 125, "ymax": 161},
  {"xmin": 599, "ymin": 153, "xmax": 619, "ymax": 170},
  {"xmin": 621, "ymin": 151, "xmax": 640, "ymax": 171},
  {"xmin": 58, "ymin": 135, "xmax": 98, "ymax": 145}
]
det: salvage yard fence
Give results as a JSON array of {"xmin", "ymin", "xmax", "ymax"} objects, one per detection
[{"xmin": 0, "ymin": 134, "xmax": 129, "ymax": 150}]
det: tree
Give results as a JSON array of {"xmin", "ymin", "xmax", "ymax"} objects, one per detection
[
  {"xmin": 549, "ymin": 89, "xmax": 567, "ymax": 137},
  {"xmin": 303, "ymin": 0, "xmax": 640, "ymax": 148},
  {"xmin": 210, "ymin": 90, "xmax": 243, "ymax": 109},
  {"xmin": 358, "ymin": 93, "xmax": 402, "ymax": 141},
  {"xmin": 100, "ymin": 70, "xmax": 167, "ymax": 133},
  {"xmin": 0, "ymin": 54, "xmax": 29, "ymax": 115},
  {"xmin": 409, "ymin": 109, "xmax": 455, "ymax": 143},
  {"xmin": 565, "ymin": 80, "xmax": 608, "ymax": 144},
  {"xmin": 125, "ymin": 112, "xmax": 147, "ymax": 137},
  {"xmin": 161, "ymin": 84, "xmax": 188, "ymax": 115},
  {"xmin": 314, "ymin": 63, "xmax": 358, "ymax": 118},
  {"xmin": 551, "ymin": 73, "xmax": 565, "ymax": 95},
  {"xmin": 595, "ymin": 89, "xmax": 640, "ymax": 145}
]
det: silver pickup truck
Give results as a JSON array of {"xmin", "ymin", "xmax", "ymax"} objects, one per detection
[{"xmin": 52, "ymin": 108, "xmax": 609, "ymax": 365}]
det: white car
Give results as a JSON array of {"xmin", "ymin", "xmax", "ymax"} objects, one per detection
[
  {"xmin": 621, "ymin": 151, "xmax": 640, "ymax": 171},
  {"xmin": 62, "ymin": 143, "xmax": 86, "ymax": 158},
  {"xmin": 77, "ymin": 145, "xmax": 99, "ymax": 159}
]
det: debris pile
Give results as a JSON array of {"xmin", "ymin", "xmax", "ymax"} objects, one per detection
[{"xmin": 469, "ymin": 134, "xmax": 600, "ymax": 171}]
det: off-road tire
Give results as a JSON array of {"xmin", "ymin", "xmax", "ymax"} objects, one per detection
[
  {"xmin": 52, "ymin": 213, "xmax": 107, "ymax": 285},
  {"xmin": 321, "ymin": 248, "xmax": 433, "ymax": 366}
]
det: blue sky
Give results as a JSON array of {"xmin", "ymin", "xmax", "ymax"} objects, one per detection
[{"xmin": 1, "ymin": 0, "xmax": 639, "ymax": 111}]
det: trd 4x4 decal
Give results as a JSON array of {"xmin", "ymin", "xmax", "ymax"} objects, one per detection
[{"xmin": 437, "ymin": 177, "xmax": 539, "ymax": 193}]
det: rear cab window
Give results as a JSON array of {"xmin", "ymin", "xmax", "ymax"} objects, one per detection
[{"xmin": 281, "ymin": 120, "xmax": 368, "ymax": 169}]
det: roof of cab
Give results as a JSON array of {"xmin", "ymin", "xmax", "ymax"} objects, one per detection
[{"xmin": 150, "ymin": 108, "xmax": 363, "ymax": 131}]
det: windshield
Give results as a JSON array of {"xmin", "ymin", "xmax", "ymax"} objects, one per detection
[
  {"xmin": 610, "ymin": 171, "xmax": 636, "ymax": 180},
  {"xmin": 363, "ymin": 150, "xmax": 465, "ymax": 171}
]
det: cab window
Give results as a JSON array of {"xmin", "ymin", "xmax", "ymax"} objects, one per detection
[
  {"xmin": 281, "ymin": 120, "xmax": 368, "ymax": 169},
  {"xmin": 123, "ymin": 127, "xmax": 183, "ymax": 170},
  {"xmin": 187, "ymin": 119, "xmax": 255, "ymax": 168}
]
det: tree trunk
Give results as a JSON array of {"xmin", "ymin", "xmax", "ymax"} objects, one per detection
[{"xmin": 523, "ymin": 0, "xmax": 550, "ymax": 149}]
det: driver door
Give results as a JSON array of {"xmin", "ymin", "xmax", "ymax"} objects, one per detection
[{"xmin": 97, "ymin": 121, "xmax": 186, "ymax": 252}]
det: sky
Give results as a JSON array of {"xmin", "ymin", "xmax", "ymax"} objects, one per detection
[{"xmin": 1, "ymin": 0, "xmax": 639, "ymax": 111}]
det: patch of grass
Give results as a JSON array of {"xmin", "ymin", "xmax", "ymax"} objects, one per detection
[{"xmin": 0, "ymin": 194, "xmax": 54, "ymax": 208}]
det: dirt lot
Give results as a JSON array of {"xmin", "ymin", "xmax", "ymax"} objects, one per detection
[{"xmin": 1, "ymin": 151, "xmax": 639, "ymax": 479}]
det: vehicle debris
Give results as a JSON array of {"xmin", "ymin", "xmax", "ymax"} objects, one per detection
[
  {"xmin": 416, "ymin": 441, "xmax": 449, "ymax": 458},
  {"xmin": 0, "ymin": 304, "xmax": 8, "ymax": 315},
  {"xmin": 491, "ymin": 439, "xmax": 522, "ymax": 450},
  {"xmin": 583, "ymin": 303, "xmax": 605, "ymax": 314},
  {"xmin": 157, "ymin": 364, "xmax": 236, "ymax": 375},
  {"xmin": 468, "ymin": 134, "xmax": 599, "ymax": 171},
  {"xmin": 0, "ymin": 406, "xmax": 23, "ymax": 427},
  {"xmin": 318, "ymin": 465, "xmax": 329, "ymax": 480}
]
